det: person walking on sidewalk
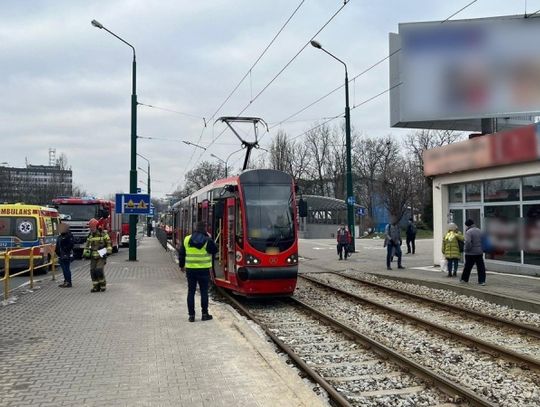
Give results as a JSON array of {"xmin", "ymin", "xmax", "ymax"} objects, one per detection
[
  {"xmin": 83, "ymin": 218, "xmax": 112, "ymax": 293},
  {"xmin": 460, "ymin": 219, "xmax": 486, "ymax": 285},
  {"xmin": 179, "ymin": 221, "xmax": 218, "ymax": 322},
  {"xmin": 385, "ymin": 217, "xmax": 404, "ymax": 270},
  {"xmin": 56, "ymin": 222, "xmax": 74, "ymax": 287},
  {"xmin": 336, "ymin": 224, "xmax": 351, "ymax": 260},
  {"xmin": 442, "ymin": 223, "xmax": 464, "ymax": 278},
  {"xmin": 406, "ymin": 218, "xmax": 417, "ymax": 254}
]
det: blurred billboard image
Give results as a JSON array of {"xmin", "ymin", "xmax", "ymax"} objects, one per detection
[{"xmin": 390, "ymin": 15, "xmax": 540, "ymax": 131}]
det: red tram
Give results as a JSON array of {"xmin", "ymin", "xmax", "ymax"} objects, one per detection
[{"xmin": 171, "ymin": 169, "xmax": 298, "ymax": 296}]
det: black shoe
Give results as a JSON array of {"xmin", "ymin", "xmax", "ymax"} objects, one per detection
[
  {"xmin": 100, "ymin": 287, "xmax": 106, "ymax": 292},
  {"xmin": 201, "ymin": 314, "xmax": 213, "ymax": 321},
  {"xmin": 188, "ymin": 316, "xmax": 195, "ymax": 322},
  {"xmin": 387, "ymin": 267, "xmax": 392, "ymax": 270},
  {"xmin": 398, "ymin": 266, "xmax": 405, "ymax": 269},
  {"xmin": 91, "ymin": 286, "xmax": 100, "ymax": 293},
  {"xmin": 339, "ymin": 257, "xmax": 342, "ymax": 260},
  {"xmin": 59, "ymin": 282, "xmax": 71, "ymax": 287}
]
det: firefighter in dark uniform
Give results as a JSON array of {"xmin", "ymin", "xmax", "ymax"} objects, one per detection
[
  {"xmin": 179, "ymin": 221, "xmax": 218, "ymax": 322},
  {"xmin": 83, "ymin": 218, "xmax": 112, "ymax": 292}
]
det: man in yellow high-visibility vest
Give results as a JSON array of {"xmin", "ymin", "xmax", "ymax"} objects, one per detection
[{"xmin": 179, "ymin": 221, "xmax": 218, "ymax": 322}]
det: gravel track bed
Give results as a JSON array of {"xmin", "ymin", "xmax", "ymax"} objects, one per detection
[
  {"xmin": 295, "ymin": 280, "xmax": 540, "ymax": 407},
  {"xmin": 247, "ymin": 301, "xmax": 460, "ymax": 407},
  {"xmin": 304, "ymin": 273, "xmax": 540, "ymax": 359},
  {"xmin": 341, "ymin": 270, "xmax": 540, "ymax": 328}
]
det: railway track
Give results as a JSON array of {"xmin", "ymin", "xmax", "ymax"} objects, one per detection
[
  {"xmin": 295, "ymin": 274, "xmax": 540, "ymax": 406},
  {"xmin": 218, "ymin": 287, "xmax": 492, "ymax": 407}
]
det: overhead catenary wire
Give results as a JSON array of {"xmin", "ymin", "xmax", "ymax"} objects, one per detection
[
  {"xmin": 178, "ymin": 0, "xmax": 479, "ymax": 190},
  {"xmin": 267, "ymin": 1, "xmax": 480, "ymax": 134},
  {"xmin": 138, "ymin": 102, "xmax": 206, "ymax": 125},
  {"xmin": 201, "ymin": 0, "xmax": 352, "ymax": 156},
  {"xmin": 177, "ymin": 0, "xmax": 308, "ymax": 188}
]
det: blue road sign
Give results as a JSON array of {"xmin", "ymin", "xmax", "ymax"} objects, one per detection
[
  {"xmin": 116, "ymin": 193, "xmax": 151, "ymax": 215},
  {"xmin": 146, "ymin": 206, "xmax": 155, "ymax": 218},
  {"xmin": 356, "ymin": 207, "xmax": 366, "ymax": 216},
  {"xmin": 347, "ymin": 196, "xmax": 355, "ymax": 205}
]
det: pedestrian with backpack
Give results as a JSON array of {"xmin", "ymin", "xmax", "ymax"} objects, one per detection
[
  {"xmin": 442, "ymin": 223, "xmax": 464, "ymax": 278},
  {"xmin": 406, "ymin": 218, "xmax": 417, "ymax": 254},
  {"xmin": 460, "ymin": 219, "xmax": 487, "ymax": 285}
]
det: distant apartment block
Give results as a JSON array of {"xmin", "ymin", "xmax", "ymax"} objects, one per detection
[{"xmin": 0, "ymin": 164, "xmax": 72, "ymax": 205}]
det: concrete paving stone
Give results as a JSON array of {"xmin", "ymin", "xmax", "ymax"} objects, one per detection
[{"xmin": 1, "ymin": 237, "xmax": 327, "ymax": 407}]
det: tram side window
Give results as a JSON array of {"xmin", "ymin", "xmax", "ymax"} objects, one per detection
[{"xmin": 14, "ymin": 218, "xmax": 37, "ymax": 241}]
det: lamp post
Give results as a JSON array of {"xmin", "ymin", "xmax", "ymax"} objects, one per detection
[
  {"xmin": 211, "ymin": 147, "xmax": 243, "ymax": 177},
  {"xmin": 310, "ymin": 40, "xmax": 355, "ymax": 251},
  {"xmin": 92, "ymin": 19, "xmax": 138, "ymax": 260},
  {"xmin": 137, "ymin": 153, "xmax": 152, "ymax": 237}
]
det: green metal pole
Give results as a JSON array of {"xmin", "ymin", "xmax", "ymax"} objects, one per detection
[
  {"xmin": 129, "ymin": 54, "xmax": 138, "ymax": 261},
  {"xmin": 147, "ymin": 162, "xmax": 151, "ymax": 237},
  {"xmin": 345, "ymin": 69, "xmax": 355, "ymax": 252}
]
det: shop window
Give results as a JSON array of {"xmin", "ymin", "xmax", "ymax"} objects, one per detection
[
  {"xmin": 449, "ymin": 209, "xmax": 463, "ymax": 232},
  {"xmin": 523, "ymin": 204, "xmax": 540, "ymax": 266},
  {"xmin": 484, "ymin": 205, "xmax": 520, "ymax": 263},
  {"xmin": 465, "ymin": 183, "xmax": 481, "ymax": 203},
  {"xmin": 448, "ymin": 184, "xmax": 463, "ymax": 203},
  {"xmin": 522, "ymin": 175, "xmax": 540, "ymax": 201},
  {"xmin": 484, "ymin": 178, "xmax": 520, "ymax": 202}
]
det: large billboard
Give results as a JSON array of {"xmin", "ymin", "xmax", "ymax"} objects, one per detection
[{"xmin": 390, "ymin": 15, "xmax": 540, "ymax": 131}]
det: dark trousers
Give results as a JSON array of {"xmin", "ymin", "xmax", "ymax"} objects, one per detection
[
  {"xmin": 337, "ymin": 243, "xmax": 349, "ymax": 259},
  {"xmin": 386, "ymin": 242, "xmax": 402, "ymax": 267},
  {"xmin": 447, "ymin": 258, "xmax": 459, "ymax": 276},
  {"xmin": 59, "ymin": 258, "xmax": 72, "ymax": 284},
  {"xmin": 90, "ymin": 258, "xmax": 106, "ymax": 288},
  {"xmin": 461, "ymin": 254, "xmax": 486, "ymax": 284},
  {"xmin": 406, "ymin": 236, "xmax": 416, "ymax": 254},
  {"xmin": 186, "ymin": 268, "xmax": 210, "ymax": 316}
]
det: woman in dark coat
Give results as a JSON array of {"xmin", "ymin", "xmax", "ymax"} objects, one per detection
[{"xmin": 55, "ymin": 222, "xmax": 74, "ymax": 287}]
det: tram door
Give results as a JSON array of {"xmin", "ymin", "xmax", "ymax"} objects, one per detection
[
  {"xmin": 213, "ymin": 200, "xmax": 226, "ymax": 280},
  {"xmin": 225, "ymin": 198, "xmax": 236, "ymax": 280}
]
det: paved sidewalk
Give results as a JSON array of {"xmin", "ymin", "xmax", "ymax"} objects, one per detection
[
  {"xmin": 1, "ymin": 237, "xmax": 326, "ymax": 407},
  {"xmin": 300, "ymin": 238, "xmax": 540, "ymax": 312}
]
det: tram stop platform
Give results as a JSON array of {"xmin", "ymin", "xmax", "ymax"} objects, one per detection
[
  {"xmin": 1, "ymin": 237, "xmax": 325, "ymax": 407},
  {"xmin": 300, "ymin": 238, "xmax": 540, "ymax": 314}
]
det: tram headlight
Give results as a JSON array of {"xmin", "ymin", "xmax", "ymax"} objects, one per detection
[
  {"xmin": 286, "ymin": 253, "xmax": 298, "ymax": 264},
  {"xmin": 246, "ymin": 254, "xmax": 261, "ymax": 265}
]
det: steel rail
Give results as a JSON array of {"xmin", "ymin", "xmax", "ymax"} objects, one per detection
[
  {"xmin": 216, "ymin": 287, "xmax": 353, "ymax": 407},
  {"xmin": 328, "ymin": 270, "xmax": 540, "ymax": 338},
  {"xmin": 290, "ymin": 296, "xmax": 494, "ymax": 407},
  {"xmin": 300, "ymin": 274, "xmax": 540, "ymax": 372}
]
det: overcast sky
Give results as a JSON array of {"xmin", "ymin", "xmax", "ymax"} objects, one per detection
[{"xmin": 1, "ymin": 0, "xmax": 536, "ymax": 199}]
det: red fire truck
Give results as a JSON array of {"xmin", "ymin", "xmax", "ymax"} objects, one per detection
[{"xmin": 52, "ymin": 197, "xmax": 122, "ymax": 257}]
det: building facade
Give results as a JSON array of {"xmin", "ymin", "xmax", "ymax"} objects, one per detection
[
  {"xmin": 427, "ymin": 124, "xmax": 540, "ymax": 276},
  {"xmin": 0, "ymin": 164, "xmax": 72, "ymax": 205}
]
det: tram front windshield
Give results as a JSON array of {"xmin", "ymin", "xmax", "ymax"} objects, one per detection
[{"xmin": 243, "ymin": 184, "xmax": 295, "ymax": 253}]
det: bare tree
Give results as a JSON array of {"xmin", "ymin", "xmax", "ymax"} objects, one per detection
[
  {"xmin": 404, "ymin": 129, "xmax": 464, "ymax": 227},
  {"xmin": 183, "ymin": 161, "xmax": 223, "ymax": 195},
  {"xmin": 305, "ymin": 123, "xmax": 332, "ymax": 196},
  {"xmin": 268, "ymin": 129, "xmax": 311, "ymax": 182}
]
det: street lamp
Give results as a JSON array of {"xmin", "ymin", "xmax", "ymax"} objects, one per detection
[
  {"xmin": 311, "ymin": 39, "xmax": 355, "ymax": 251},
  {"xmin": 92, "ymin": 19, "xmax": 138, "ymax": 260},
  {"xmin": 210, "ymin": 147, "xmax": 243, "ymax": 177},
  {"xmin": 137, "ymin": 153, "xmax": 152, "ymax": 237}
]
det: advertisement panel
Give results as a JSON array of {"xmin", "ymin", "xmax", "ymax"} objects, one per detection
[{"xmin": 390, "ymin": 15, "xmax": 540, "ymax": 130}]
